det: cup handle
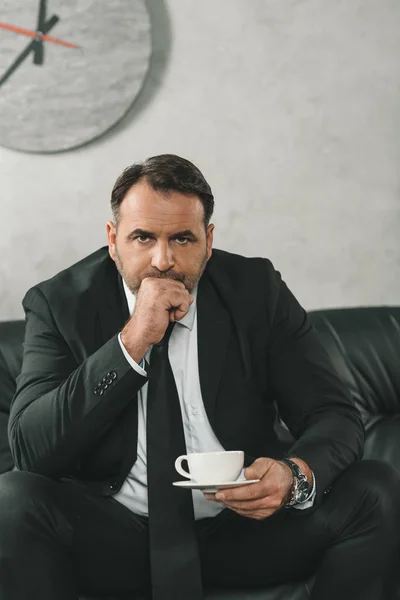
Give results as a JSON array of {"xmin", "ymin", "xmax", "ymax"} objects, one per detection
[{"xmin": 174, "ymin": 455, "xmax": 191, "ymax": 479}]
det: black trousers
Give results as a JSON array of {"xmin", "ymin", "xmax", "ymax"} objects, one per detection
[{"xmin": 0, "ymin": 459, "xmax": 399, "ymax": 600}]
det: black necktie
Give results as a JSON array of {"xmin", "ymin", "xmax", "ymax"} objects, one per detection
[{"xmin": 146, "ymin": 322, "xmax": 203, "ymax": 600}]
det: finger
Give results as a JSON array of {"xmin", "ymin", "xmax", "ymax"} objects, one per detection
[
  {"xmin": 218, "ymin": 497, "xmax": 272, "ymax": 512},
  {"xmin": 215, "ymin": 482, "xmax": 265, "ymax": 502},
  {"xmin": 244, "ymin": 457, "xmax": 275, "ymax": 481},
  {"xmin": 203, "ymin": 493, "xmax": 217, "ymax": 501},
  {"xmin": 173, "ymin": 303, "xmax": 191, "ymax": 321},
  {"xmin": 167, "ymin": 290, "xmax": 191, "ymax": 312}
]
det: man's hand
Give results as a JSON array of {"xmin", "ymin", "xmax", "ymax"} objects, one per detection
[
  {"xmin": 120, "ymin": 278, "xmax": 194, "ymax": 363},
  {"xmin": 204, "ymin": 457, "xmax": 295, "ymax": 520}
]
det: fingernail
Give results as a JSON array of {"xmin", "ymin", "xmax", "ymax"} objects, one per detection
[{"xmin": 215, "ymin": 492, "xmax": 225, "ymax": 500}]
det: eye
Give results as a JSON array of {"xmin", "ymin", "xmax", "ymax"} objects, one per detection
[
  {"xmin": 175, "ymin": 237, "xmax": 189, "ymax": 245},
  {"xmin": 136, "ymin": 235, "xmax": 151, "ymax": 243}
]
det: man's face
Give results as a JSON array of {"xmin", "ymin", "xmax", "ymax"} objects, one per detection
[{"xmin": 107, "ymin": 178, "xmax": 214, "ymax": 295}]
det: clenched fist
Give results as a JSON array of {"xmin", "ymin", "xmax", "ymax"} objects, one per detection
[{"xmin": 120, "ymin": 277, "xmax": 194, "ymax": 363}]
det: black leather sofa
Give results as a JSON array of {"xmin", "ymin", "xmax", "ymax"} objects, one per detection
[{"xmin": 1, "ymin": 306, "xmax": 399, "ymax": 599}]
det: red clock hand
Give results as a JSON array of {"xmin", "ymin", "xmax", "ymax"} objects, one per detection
[{"xmin": 0, "ymin": 21, "xmax": 78, "ymax": 49}]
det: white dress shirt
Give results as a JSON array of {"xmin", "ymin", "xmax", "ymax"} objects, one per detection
[{"xmin": 114, "ymin": 280, "xmax": 315, "ymax": 520}]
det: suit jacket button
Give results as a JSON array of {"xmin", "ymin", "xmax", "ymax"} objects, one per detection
[
  {"xmin": 110, "ymin": 371, "xmax": 117, "ymax": 380},
  {"xmin": 109, "ymin": 481, "xmax": 118, "ymax": 491}
]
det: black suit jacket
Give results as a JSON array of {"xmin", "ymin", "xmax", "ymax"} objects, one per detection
[{"xmin": 8, "ymin": 247, "xmax": 364, "ymax": 504}]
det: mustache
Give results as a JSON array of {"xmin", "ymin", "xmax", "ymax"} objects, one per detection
[{"xmin": 141, "ymin": 271, "xmax": 186, "ymax": 284}]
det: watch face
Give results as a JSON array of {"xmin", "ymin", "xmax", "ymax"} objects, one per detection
[
  {"xmin": 294, "ymin": 477, "xmax": 312, "ymax": 504},
  {"xmin": 0, "ymin": 0, "xmax": 151, "ymax": 152}
]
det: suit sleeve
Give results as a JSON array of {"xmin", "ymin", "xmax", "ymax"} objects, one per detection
[
  {"xmin": 8, "ymin": 286, "xmax": 147, "ymax": 477},
  {"xmin": 266, "ymin": 265, "xmax": 364, "ymax": 503}
]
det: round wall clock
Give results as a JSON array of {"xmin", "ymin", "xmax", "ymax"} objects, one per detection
[{"xmin": 0, "ymin": 0, "xmax": 152, "ymax": 152}]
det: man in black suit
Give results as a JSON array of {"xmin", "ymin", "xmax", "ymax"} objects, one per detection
[{"xmin": 0, "ymin": 154, "xmax": 399, "ymax": 600}]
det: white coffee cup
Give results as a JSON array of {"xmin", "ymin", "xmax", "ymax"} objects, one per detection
[{"xmin": 174, "ymin": 450, "xmax": 244, "ymax": 484}]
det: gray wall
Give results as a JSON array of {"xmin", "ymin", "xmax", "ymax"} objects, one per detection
[{"xmin": 1, "ymin": 0, "xmax": 399, "ymax": 319}]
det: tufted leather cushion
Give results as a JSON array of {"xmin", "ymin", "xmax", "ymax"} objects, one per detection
[
  {"xmin": 309, "ymin": 307, "xmax": 400, "ymax": 477},
  {"xmin": 0, "ymin": 320, "xmax": 24, "ymax": 474}
]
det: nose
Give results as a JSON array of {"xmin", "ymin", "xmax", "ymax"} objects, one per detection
[{"xmin": 151, "ymin": 241, "xmax": 175, "ymax": 272}]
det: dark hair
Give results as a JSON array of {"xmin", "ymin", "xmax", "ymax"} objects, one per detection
[{"xmin": 111, "ymin": 154, "xmax": 214, "ymax": 228}]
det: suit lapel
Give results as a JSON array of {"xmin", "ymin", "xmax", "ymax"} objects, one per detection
[{"xmin": 197, "ymin": 271, "xmax": 231, "ymax": 428}]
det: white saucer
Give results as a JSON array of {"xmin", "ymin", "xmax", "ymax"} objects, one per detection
[{"xmin": 173, "ymin": 479, "xmax": 260, "ymax": 493}]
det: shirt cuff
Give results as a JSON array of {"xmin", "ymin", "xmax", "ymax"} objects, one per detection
[
  {"xmin": 117, "ymin": 332, "xmax": 147, "ymax": 376},
  {"xmin": 293, "ymin": 472, "xmax": 316, "ymax": 510}
]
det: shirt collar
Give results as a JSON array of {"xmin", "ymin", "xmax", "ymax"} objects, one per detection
[{"xmin": 122, "ymin": 279, "xmax": 197, "ymax": 331}]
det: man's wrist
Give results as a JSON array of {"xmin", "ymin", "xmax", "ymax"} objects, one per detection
[
  {"xmin": 120, "ymin": 330, "xmax": 149, "ymax": 365},
  {"xmin": 117, "ymin": 333, "xmax": 148, "ymax": 376}
]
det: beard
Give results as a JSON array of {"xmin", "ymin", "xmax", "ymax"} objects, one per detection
[{"xmin": 113, "ymin": 247, "xmax": 208, "ymax": 296}]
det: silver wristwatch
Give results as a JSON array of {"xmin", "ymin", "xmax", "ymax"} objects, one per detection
[{"xmin": 279, "ymin": 458, "xmax": 312, "ymax": 507}]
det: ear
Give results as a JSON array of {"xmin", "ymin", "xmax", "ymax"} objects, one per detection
[
  {"xmin": 206, "ymin": 224, "xmax": 214, "ymax": 260},
  {"xmin": 106, "ymin": 221, "xmax": 117, "ymax": 261}
]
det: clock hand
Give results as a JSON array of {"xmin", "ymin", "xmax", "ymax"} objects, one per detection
[
  {"xmin": 33, "ymin": 0, "xmax": 47, "ymax": 66},
  {"xmin": 0, "ymin": 40, "xmax": 37, "ymax": 89},
  {"xmin": 0, "ymin": 21, "xmax": 77, "ymax": 49},
  {"xmin": 0, "ymin": 14, "xmax": 59, "ymax": 89},
  {"xmin": 37, "ymin": 31, "xmax": 78, "ymax": 49}
]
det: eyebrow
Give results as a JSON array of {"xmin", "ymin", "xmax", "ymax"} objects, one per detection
[{"xmin": 126, "ymin": 228, "xmax": 198, "ymax": 241}]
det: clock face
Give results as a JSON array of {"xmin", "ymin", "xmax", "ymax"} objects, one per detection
[{"xmin": 0, "ymin": 0, "xmax": 151, "ymax": 152}]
